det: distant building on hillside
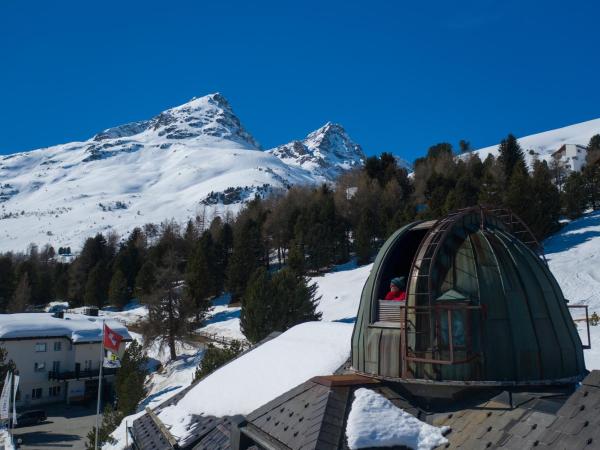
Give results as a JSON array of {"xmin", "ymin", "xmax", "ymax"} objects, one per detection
[
  {"xmin": 0, "ymin": 313, "xmax": 131, "ymax": 407},
  {"xmin": 551, "ymin": 143, "xmax": 587, "ymax": 172}
]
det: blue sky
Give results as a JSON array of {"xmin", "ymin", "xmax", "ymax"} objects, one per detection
[{"xmin": 1, "ymin": 0, "xmax": 599, "ymax": 161}]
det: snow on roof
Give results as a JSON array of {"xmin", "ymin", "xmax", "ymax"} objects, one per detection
[
  {"xmin": 157, "ymin": 321, "xmax": 353, "ymax": 442},
  {"xmin": 346, "ymin": 388, "xmax": 449, "ymax": 450},
  {"xmin": 0, "ymin": 313, "xmax": 131, "ymax": 343}
]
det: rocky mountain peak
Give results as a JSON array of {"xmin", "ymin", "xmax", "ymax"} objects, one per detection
[
  {"xmin": 92, "ymin": 93, "xmax": 260, "ymax": 149},
  {"xmin": 267, "ymin": 122, "xmax": 365, "ymax": 181}
]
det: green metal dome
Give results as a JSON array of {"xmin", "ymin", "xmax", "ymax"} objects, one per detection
[{"xmin": 351, "ymin": 206, "xmax": 587, "ymax": 386}]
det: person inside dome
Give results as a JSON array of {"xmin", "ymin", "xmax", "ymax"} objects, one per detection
[{"xmin": 384, "ymin": 276, "xmax": 406, "ymax": 301}]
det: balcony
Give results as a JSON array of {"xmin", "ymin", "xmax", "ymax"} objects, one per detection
[{"xmin": 48, "ymin": 367, "xmax": 117, "ymax": 381}]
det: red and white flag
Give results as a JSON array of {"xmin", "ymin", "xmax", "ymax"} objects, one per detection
[{"xmin": 103, "ymin": 323, "xmax": 123, "ymax": 353}]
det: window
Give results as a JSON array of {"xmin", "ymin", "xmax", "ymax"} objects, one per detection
[
  {"xmin": 48, "ymin": 386, "xmax": 61, "ymax": 397},
  {"xmin": 52, "ymin": 361, "xmax": 60, "ymax": 373},
  {"xmin": 35, "ymin": 343, "xmax": 47, "ymax": 352},
  {"xmin": 84, "ymin": 359, "xmax": 93, "ymax": 370},
  {"xmin": 54, "ymin": 342, "xmax": 61, "ymax": 351},
  {"xmin": 31, "ymin": 388, "xmax": 42, "ymax": 399},
  {"xmin": 34, "ymin": 362, "xmax": 46, "ymax": 372}
]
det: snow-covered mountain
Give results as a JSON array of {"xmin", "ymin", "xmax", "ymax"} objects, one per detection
[
  {"xmin": 470, "ymin": 117, "xmax": 600, "ymax": 165},
  {"xmin": 268, "ymin": 122, "xmax": 365, "ymax": 180},
  {"xmin": 0, "ymin": 93, "xmax": 363, "ymax": 253}
]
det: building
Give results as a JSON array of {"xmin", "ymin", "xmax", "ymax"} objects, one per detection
[
  {"xmin": 0, "ymin": 313, "xmax": 131, "ymax": 407},
  {"xmin": 551, "ymin": 143, "xmax": 587, "ymax": 172}
]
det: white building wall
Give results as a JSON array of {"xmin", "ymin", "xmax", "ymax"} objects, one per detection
[{"xmin": 1, "ymin": 337, "xmax": 126, "ymax": 407}]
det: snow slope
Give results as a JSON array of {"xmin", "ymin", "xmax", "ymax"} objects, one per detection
[
  {"xmin": 545, "ymin": 210, "xmax": 600, "ymax": 310},
  {"xmin": 0, "ymin": 94, "xmax": 363, "ymax": 253},
  {"xmin": 158, "ymin": 321, "xmax": 353, "ymax": 442},
  {"xmin": 470, "ymin": 117, "xmax": 600, "ymax": 166}
]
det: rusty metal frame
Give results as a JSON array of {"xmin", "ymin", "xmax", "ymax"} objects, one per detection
[
  {"xmin": 567, "ymin": 304, "xmax": 592, "ymax": 349},
  {"xmin": 401, "ymin": 304, "xmax": 484, "ymax": 366},
  {"xmin": 402, "ymin": 205, "xmax": 543, "ymax": 374}
]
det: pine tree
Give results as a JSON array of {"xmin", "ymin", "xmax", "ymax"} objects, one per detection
[
  {"xmin": 563, "ymin": 172, "xmax": 587, "ymax": 219},
  {"xmin": 355, "ymin": 211, "xmax": 374, "ymax": 265},
  {"xmin": 582, "ymin": 163, "xmax": 600, "ymax": 210},
  {"xmin": 529, "ymin": 160, "xmax": 561, "ymax": 239},
  {"xmin": 194, "ymin": 341, "xmax": 243, "ymax": 380},
  {"xmin": 587, "ymin": 134, "xmax": 600, "ymax": 166},
  {"xmin": 498, "ymin": 134, "xmax": 526, "ymax": 182},
  {"xmin": 185, "ymin": 232, "xmax": 217, "ymax": 322},
  {"xmin": 108, "ymin": 270, "xmax": 129, "ymax": 309},
  {"xmin": 85, "ymin": 406, "xmax": 120, "ymax": 449},
  {"xmin": 0, "ymin": 256, "xmax": 15, "ymax": 313},
  {"xmin": 240, "ymin": 268, "xmax": 273, "ymax": 343},
  {"xmin": 84, "ymin": 262, "xmax": 108, "ymax": 307},
  {"xmin": 9, "ymin": 272, "xmax": 31, "ymax": 312},
  {"xmin": 459, "ymin": 140, "xmax": 471, "ymax": 154},
  {"xmin": 211, "ymin": 220, "xmax": 233, "ymax": 294},
  {"xmin": 478, "ymin": 155, "xmax": 503, "ymax": 206},
  {"xmin": 505, "ymin": 165, "xmax": 533, "ymax": 227},
  {"xmin": 69, "ymin": 233, "xmax": 109, "ymax": 305},
  {"xmin": 287, "ymin": 240, "xmax": 306, "ymax": 276},
  {"xmin": 271, "ymin": 268, "xmax": 321, "ymax": 332},
  {"xmin": 135, "ymin": 261, "xmax": 156, "ymax": 299},
  {"xmin": 227, "ymin": 219, "xmax": 265, "ymax": 303},
  {"xmin": 240, "ymin": 267, "xmax": 321, "ymax": 343},
  {"xmin": 114, "ymin": 340, "xmax": 147, "ymax": 415}
]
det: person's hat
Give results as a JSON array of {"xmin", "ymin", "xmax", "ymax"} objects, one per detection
[{"xmin": 391, "ymin": 276, "xmax": 406, "ymax": 289}]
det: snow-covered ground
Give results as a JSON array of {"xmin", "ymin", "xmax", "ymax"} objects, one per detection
[
  {"xmin": 470, "ymin": 117, "xmax": 600, "ymax": 167},
  {"xmin": 544, "ymin": 210, "xmax": 600, "ymax": 369},
  {"xmin": 545, "ymin": 210, "xmax": 600, "ymax": 311}
]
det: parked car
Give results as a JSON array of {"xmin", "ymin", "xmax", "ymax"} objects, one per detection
[{"xmin": 16, "ymin": 410, "xmax": 47, "ymax": 427}]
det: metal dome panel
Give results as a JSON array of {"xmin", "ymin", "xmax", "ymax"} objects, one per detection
[{"xmin": 351, "ymin": 206, "xmax": 587, "ymax": 387}]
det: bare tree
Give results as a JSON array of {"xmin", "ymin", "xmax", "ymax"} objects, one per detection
[{"xmin": 141, "ymin": 250, "xmax": 193, "ymax": 362}]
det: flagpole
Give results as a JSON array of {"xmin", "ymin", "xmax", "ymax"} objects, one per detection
[{"xmin": 95, "ymin": 319, "xmax": 104, "ymax": 450}]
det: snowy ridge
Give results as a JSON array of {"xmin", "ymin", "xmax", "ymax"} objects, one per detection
[
  {"xmin": 470, "ymin": 117, "xmax": 600, "ymax": 166},
  {"xmin": 268, "ymin": 122, "xmax": 365, "ymax": 181},
  {"xmin": 0, "ymin": 94, "xmax": 362, "ymax": 253}
]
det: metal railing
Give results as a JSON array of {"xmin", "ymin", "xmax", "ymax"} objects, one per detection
[
  {"xmin": 567, "ymin": 304, "xmax": 591, "ymax": 349},
  {"xmin": 402, "ymin": 303, "xmax": 484, "ymax": 366},
  {"xmin": 48, "ymin": 367, "xmax": 117, "ymax": 381},
  {"xmin": 195, "ymin": 330, "xmax": 251, "ymax": 350}
]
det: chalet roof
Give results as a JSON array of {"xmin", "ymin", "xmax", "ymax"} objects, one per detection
[
  {"xmin": 234, "ymin": 371, "xmax": 600, "ymax": 450},
  {"xmin": 129, "ymin": 367, "xmax": 600, "ymax": 450}
]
